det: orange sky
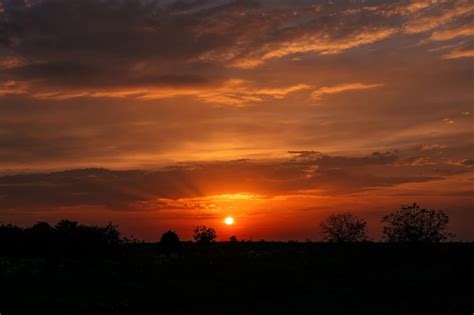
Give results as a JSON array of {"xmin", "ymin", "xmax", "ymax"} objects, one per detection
[{"xmin": 0, "ymin": 0, "xmax": 473, "ymax": 240}]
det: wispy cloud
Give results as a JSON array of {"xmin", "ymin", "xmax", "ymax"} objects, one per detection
[
  {"xmin": 0, "ymin": 80, "xmax": 26, "ymax": 96},
  {"xmin": 31, "ymin": 80, "xmax": 310, "ymax": 105},
  {"xmin": 421, "ymin": 144, "xmax": 447, "ymax": 151},
  {"xmin": 404, "ymin": 1, "xmax": 474, "ymax": 34},
  {"xmin": 227, "ymin": 28, "xmax": 396, "ymax": 69},
  {"xmin": 1, "ymin": 0, "xmax": 472, "ymax": 96},
  {"xmin": 443, "ymin": 118, "xmax": 455, "ymax": 124},
  {"xmin": 429, "ymin": 24, "xmax": 474, "ymax": 42},
  {"xmin": 441, "ymin": 47, "xmax": 474, "ymax": 59},
  {"xmin": 311, "ymin": 83, "xmax": 384, "ymax": 100}
]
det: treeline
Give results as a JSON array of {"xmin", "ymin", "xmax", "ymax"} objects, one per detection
[
  {"xmin": 0, "ymin": 220, "xmax": 122, "ymax": 258},
  {"xmin": 0, "ymin": 203, "xmax": 458, "ymax": 258},
  {"xmin": 319, "ymin": 203, "xmax": 455, "ymax": 243},
  {"xmin": 172, "ymin": 203, "xmax": 456, "ymax": 245}
]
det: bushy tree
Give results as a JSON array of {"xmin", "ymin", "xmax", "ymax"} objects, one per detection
[
  {"xmin": 193, "ymin": 226, "xmax": 217, "ymax": 244},
  {"xmin": 54, "ymin": 219, "xmax": 79, "ymax": 234},
  {"xmin": 52, "ymin": 220, "xmax": 123, "ymax": 257},
  {"xmin": 29, "ymin": 222, "xmax": 53, "ymax": 235},
  {"xmin": 320, "ymin": 213, "xmax": 368, "ymax": 242},
  {"xmin": 98, "ymin": 222, "xmax": 122, "ymax": 246},
  {"xmin": 382, "ymin": 203, "xmax": 454, "ymax": 243},
  {"xmin": 160, "ymin": 230, "xmax": 181, "ymax": 252}
]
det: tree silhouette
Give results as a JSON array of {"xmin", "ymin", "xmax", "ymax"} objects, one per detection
[
  {"xmin": 382, "ymin": 203, "xmax": 454, "ymax": 243},
  {"xmin": 52, "ymin": 219, "xmax": 122, "ymax": 257},
  {"xmin": 54, "ymin": 219, "xmax": 79, "ymax": 234},
  {"xmin": 53, "ymin": 220, "xmax": 80, "ymax": 257},
  {"xmin": 0, "ymin": 224, "xmax": 24, "ymax": 255},
  {"xmin": 193, "ymin": 226, "xmax": 217, "ymax": 244},
  {"xmin": 26, "ymin": 222, "xmax": 53, "ymax": 256},
  {"xmin": 160, "ymin": 230, "xmax": 181, "ymax": 252},
  {"xmin": 320, "ymin": 213, "xmax": 368, "ymax": 242},
  {"xmin": 229, "ymin": 235, "xmax": 238, "ymax": 242},
  {"xmin": 98, "ymin": 222, "xmax": 122, "ymax": 247}
]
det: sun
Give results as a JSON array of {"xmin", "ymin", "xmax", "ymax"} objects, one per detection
[{"xmin": 224, "ymin": 216, "xmax": 234, "ymax": 225}]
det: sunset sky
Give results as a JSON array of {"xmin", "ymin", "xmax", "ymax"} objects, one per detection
[{"xmin": 0, "ymin": 0, "xmax": 473, "ymax": 240}]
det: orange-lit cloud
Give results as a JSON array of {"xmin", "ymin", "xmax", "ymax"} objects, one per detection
[
  {"xmin": 429, "ymin": 24, "xmax": 474, "ymax": 42},
  {"xmin": 421, "ymin": 144, "xmax": 448, "ymax": 151},
  {"xmin": 0, "ymin": 150, "xmax": 473, "ymax": 239},
  {"xmin": 0, "ymin": 80, "xmax": 26, "ymax": 95},
  {"xmin": 227, "ymin": 28, "xmax": 396, "ymax": 69},
  {"xmin": 30, "ymin": 79, "xmax": 310, "ymax": 105},
  {"xmin": 404, "ymin": 1, "xmax": 474, "ymax": 34},
  {"xmin": 442, "ymin": 47, "xmax": 474, "ymax": 59},
  {"xmin": 2, "ymin": 149, "xmax": 473, "ymax": 212},
  {"xmin": 311, "ymin": 83, "xmax": 384, "ymax": 100},
  {"xmin": 0, "ymin": 56, "xmax": 27, "ymax": 69}
]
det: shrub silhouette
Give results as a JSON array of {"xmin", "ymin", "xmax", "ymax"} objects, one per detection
[
  {"xmin": 160, "ymin": 230, "xmax": 181, "ymax": 252},
  {"xmin": 193, "ymin": 226, "xmax": 217, "ymax": 244},
  {"xmin": 320, "ymin": 213, "xmax": 368, "ymax": 242},
  {"xmin": 381, "ymin": 203, "xmax": 454, "ymax": 243},
  {"xmin": 229, "ymin": 235, "xmax": 238, "ymax": 242}
]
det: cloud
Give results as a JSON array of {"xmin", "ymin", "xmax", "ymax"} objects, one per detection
[
  {"xmin": 448, "ymin": 159, "xmax": 474, "ymax": 167},
  {"xmin": 29, "ymin": 79, "xmax": 309, "ymax": 105},
  {"xmin": 0, "ymin": 56, "xmax": 26, "ymax": 69},
  {"xmin": 0, "ymin": 0, "xmax": 472, "ymax": 175},
  {"xmin": 429, "ymin": 24, "xmax": 474, "ymax": 41},
  {"xmin": 421, "ymin": 144, "xmax": 447, "ymax": 151},
  {"xmin": 0, "ymin": 80, "xmax": 26, "ymax": 95},
  {"xmin": 399, "ymin": 0, "xmax": 433, "ymax": 14},
  {"xmin": 0, "ymin": 0, "xmax": 471, "ymax": 98},
  {"xmin": 226, "ymin": 28, "xmax": 396, "ymax": 69},
  {"xmin": 442, "ymin": 47, "xmax": 474, "ymax": 59},
  {"xmin": 2, "ymin": 149, "xmax": 469, "ymax": 212},
  {"xmin": 404, "ymin": 1, "xmax": 474, "ymax": 34},
  {"xmin": 405, "ymin": 156, "xmax": 435, "ymax": 166},
  {"xmin": 311, "ymin": 83, "xmax": 384, "ymax": 100},
  {"xmin": 136, "ymin": 80, "xmax": 310, "ymax": 104}
]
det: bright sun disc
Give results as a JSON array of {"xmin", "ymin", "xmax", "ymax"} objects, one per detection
[{"xmin": 224, "ymin": 217, "xmax": 234, "ymax": 225}]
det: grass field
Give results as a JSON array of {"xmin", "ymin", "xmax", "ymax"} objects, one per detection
[{"xmin": 1, "ymin": 242, "xmax": 473, "ymax": 315}]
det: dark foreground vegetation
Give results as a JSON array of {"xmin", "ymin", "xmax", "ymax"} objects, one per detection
[{"xmin": 0, "ymin": 219, "xmax": 473, "ymax": 315}]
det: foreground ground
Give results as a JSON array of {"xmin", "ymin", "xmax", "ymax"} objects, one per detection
[{"xmin": 1, "ymin": 242, "xmax": 473, "ymax": 315}]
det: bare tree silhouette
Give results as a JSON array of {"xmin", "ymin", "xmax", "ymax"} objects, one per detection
[
  {"xmin": 382, "ymin": 203, "xmax": 454, "ymax": 243},
  {"xmin": 320, "ymin": 213, "xmax": 368, "ymax": 242}
]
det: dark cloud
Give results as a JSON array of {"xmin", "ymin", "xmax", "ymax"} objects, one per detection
[
  {"xmin": 5, "ymin": 61, "xmax": 211, "ymax": 89},
  {"xmin": 1, "ymin": 0, "xmax": 230, "ymax": 91},
  {"xmin": 289, "ymin": 151, "xmax": 400, "ymax": 167},
  {"xmin": 1, "ymin": 0, "xmax": 471, "ymax": 97},
  {"xmin": 1, "ymin": 150, "xmax": 461, "ymax": 211}
]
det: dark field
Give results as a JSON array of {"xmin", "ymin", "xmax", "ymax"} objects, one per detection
[{"xmin": 1, "ymin": 242, "xmax": 473, "ymax": 315}]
